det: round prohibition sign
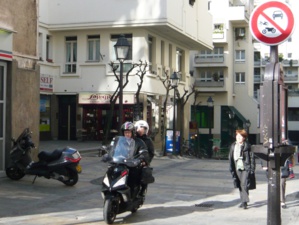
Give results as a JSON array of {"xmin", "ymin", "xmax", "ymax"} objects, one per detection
[{"xmin": 250, "ymin": 1, "xmax": 295, "ymax": 45}]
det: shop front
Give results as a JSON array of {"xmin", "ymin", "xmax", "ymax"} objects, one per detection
[
  {"xmin": 0, "ymin": 28, "xmax": 13, "ymax": 176},
  {"xmin": 78, "ymin": 92, "xmax": 136, "ymax": 141},
  {"xmin": 39, "ymin": 73, "xmax": 54, "ymax": 140}
]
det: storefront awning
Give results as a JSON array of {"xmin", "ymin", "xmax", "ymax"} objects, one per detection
[{"xmin": 228, "ymin": 106, "xmax": 247, "ymax": 124}]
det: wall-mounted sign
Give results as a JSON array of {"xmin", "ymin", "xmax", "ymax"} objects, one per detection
[
  {"xmin": 40, "ymin": 74, "xmax": 54, "ymax": 92},
  {"xmin": 79, "ymin": 92, "xmax": 135, "ymax": 104}
]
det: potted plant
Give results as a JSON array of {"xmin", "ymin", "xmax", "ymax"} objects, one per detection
[{"xmin": 213, "ymin": 73, "xmax": 220, "ymax": 81}]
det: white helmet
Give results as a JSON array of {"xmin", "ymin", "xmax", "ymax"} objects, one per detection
[{"xmin": 134, "ymin": 120, "xmax": 149, "ymax": 135}]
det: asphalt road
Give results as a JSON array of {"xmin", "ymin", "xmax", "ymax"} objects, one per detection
[{"xmin": 0, "ymin": 151, "xmax": 298, "ymax": 225}]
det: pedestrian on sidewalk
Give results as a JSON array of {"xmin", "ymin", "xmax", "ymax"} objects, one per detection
[
  {"xmin": 229, "ymin": 129, "xmax": 256, "ymax": 209},
  {"xmin": 281, "ymin": 153, "xmax": 295, "ymax": 209}
]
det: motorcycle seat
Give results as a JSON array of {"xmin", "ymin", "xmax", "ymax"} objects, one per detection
[{"xmin": 38, "ymin": 149, "xmax": 63, "ymax": 162}]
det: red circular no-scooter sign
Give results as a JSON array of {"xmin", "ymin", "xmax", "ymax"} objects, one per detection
[{"xmin": 250, "ymin": 1, "xmax": 295, "ymax": 45}]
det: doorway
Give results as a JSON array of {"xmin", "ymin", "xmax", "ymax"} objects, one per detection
[
  {"xmin": 0, "ymin": 62, "xmax": 6, "ymax": 173},
  {"xmin": 58, "ymin": 95, "xmax": 76, "ymax": 140}
]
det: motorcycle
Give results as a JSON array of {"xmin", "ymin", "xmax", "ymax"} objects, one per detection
[
  {"xmin": 101, "ymin": 136, "xmax": 154, "ymax": 224},
  {"xmin": 6, "ymin": 128, "xmax": 82, "ymax": 186}
]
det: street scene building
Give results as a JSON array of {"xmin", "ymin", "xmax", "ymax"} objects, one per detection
[{"xmin": 37, "ymin": 0, "xmax": 213, "ymax": 148}]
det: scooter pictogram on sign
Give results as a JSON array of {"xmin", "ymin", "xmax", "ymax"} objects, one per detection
[{"xmin": 250, "ymin": 1, "xmax": 295, "ymax": 45}]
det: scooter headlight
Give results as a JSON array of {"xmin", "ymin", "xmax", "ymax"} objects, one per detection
[{"xmin": 103, "ymin": 174, "xmax": 110, "ymax": 187}]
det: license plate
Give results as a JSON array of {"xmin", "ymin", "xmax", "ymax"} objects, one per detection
[{"xmin": 76, "ymin": 164, "xmax": 82, "ymax": 173}]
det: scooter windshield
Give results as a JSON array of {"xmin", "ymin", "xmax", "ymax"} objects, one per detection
[{"xmin": 109, "ymin": 136, "xmax": 136, "ymax": 163}]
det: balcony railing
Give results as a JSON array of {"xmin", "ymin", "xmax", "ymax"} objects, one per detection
[
  {"xmin": 194, "ymin": 79, "xmax": 224, "ymax": 87},
  {"xmin": 254, "ymin": 74, "xmax": 261, "ymax": 83},
  {"xmin": 194, "ymin": 54, "xmax": 226, "ymax": 67},
  {"xmin": 284, "ymin": 75, "xmax": 298, "ymax": 82}
]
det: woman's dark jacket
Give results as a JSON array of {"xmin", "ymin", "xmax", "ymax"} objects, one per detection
[{"xmin": 229, "ymin": 141, "xmax": 255, "ymax": 188}]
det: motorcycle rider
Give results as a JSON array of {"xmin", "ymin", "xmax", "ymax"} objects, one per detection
[
  {"xmin": 120, "ymin": 121, "xmax": 149, "ymax": 197},
  {"xmin": 134, "ymin": 120, "xmax": 155, "ymax": 163},
  {"xmin": 134, "ymin": 120, "xmax": 155, "ymax": 197}
]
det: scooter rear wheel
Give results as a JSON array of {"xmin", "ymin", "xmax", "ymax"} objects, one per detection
[
  {"xmin": 61, "ymin": 168, "xmax": 78, "ymax": 186},
  {"xmin": 6, "ymin": 166, "xmax": 25, "ymax": 180},
  {"xmin": 103, "ymin": 199, "xmax": 118, "ymax": 224}
]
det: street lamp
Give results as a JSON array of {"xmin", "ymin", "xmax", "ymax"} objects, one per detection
[
  {"xmin": 114, "ymin": 34, "xmax": 130, "ymax": 132},
  {"xmin": 228, "ymin": 110, "xmax": 235, "ymax": 143},
  {"xmin": 170, "ymin": 72, "xmax": 180, "ymax": 155},
  {"xmin": 207, "ymin": 96, "xmax": 214, "ymax": 158},
  {"xmin": 245, "ymin": 119, "xmax": 251, "ymax": 140}
]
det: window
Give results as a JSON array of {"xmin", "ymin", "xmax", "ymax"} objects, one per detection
[
  {"xmin": 214, "ymin": 47, "xmax": 224, "ymax": 57},
  {"xmin": 87, "ymin": 35, "xmax": 100, "ymax": 61},
  {"xmin": 176, "ymin": 48, "xmax": 183, "ymax": 72},
  {"xmin": 235, "ymin": 27, "xmax": 246, "ymax": 40},
  {"xmin": 38, "ymin": 33, "xmax": 43, "ymax": 60},
  {"xmin": 191, "ymin": 105, "xmax": 214, "ymax": 129},
  {"xmin": 288, "ymin": 108, "xmax": 299, "ymax": 121},
  {"xmin": 288, "ymin": 37, "xmax": 292, "ymax": 42},
  {"xmin": 235, "ymin": 50, "xmax": 245, "ymax": 62},
  {"xmin": 161, "ymin": 41, "xmax": 165, "ymax": 65},
  {"xmin": 214, "ymin": 24, "xmax": 224, "ymax": 33},
  {"xmin": 46, "ymin": 35, "xmax": 52, "ymax": 62},
  {"xmin": 288, "ymin": 53, "xmax": 292, "ymax": 58},
  {"xmin": 199, "ymin": 71, "xmax": 212, "ymax": 82},
  {"xmin": 235, "ymin": 72, "xmax": 245, "ymax": 83},
  {"xmin": 65, "ymin": 36, "xmax": 77, "ymax": 73},
  {"xmin": 189, "ymin": 0, "xmax": 195, "ymax": 6},
  {"xmin": 169, "ymin": 44, "xmax": 172, "ymax": 68},
  {"xmin": 148, "ymin": 36, "xmax": 153, "ymax": 71}
]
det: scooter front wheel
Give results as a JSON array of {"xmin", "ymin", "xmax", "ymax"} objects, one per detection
[
  {"xmin": 61, "ymin": 168, "xmax": 78, "ymax": 186},
  {"xmin": 6, "ymin": 166, "xmax": 25, "ymax": 180},
  {"xmin": 103, "ymin": 199, "xmax": 118, "ymax": 224}
]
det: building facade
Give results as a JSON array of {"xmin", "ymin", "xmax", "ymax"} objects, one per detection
[
  {"xmin": 190, "ymin": 0, "xmax": 258, "ymax": 149},
  {"xmin": 38, "ymin": 0, "xmax": 213, "ymax": 150},
  {"xmin": 0, "ymin": 0, "xmax": 39, "ymax": 177},
  {"xmin": 190, "ymin": 0, "xmax": 299, "ymax": 150}
]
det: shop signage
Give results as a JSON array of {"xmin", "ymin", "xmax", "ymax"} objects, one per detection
[
  {"xmin": 79, "ymin": 92, "xmax": 135, "ymax": 104},
  {"xmin": 40, "ymin": 74, "xmax": 53, "ymax": 92}
]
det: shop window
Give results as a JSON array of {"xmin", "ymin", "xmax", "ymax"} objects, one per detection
[
  {"xmin": 40, "ymin": 95, "xmax": 51, "ymax": 132},
  {"xmin": 191, "ymin": 105, "xmax": 214, "ymax": 129}
]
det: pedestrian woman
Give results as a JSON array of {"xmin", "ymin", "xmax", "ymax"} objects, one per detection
[{"xmin": 229, "ymin": 129, "xmax": 255, "ymax": 209}]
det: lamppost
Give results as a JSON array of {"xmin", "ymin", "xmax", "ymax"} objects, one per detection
[
  {"xmin": 114, "ymin": 34, "xmax": 130, "ymax": 132},
  {"xmin": 170, "ymin": 72, "xmax": 180, "ymax": 155},
  {"xmin": 207, "ymin": 96, "xmax": 214, "ymax": 158},
  {"xmin": 245, "ymin": 119, "xmax": 251, "ymax": 140},
  {"xmin": 228, "ymin": 110, "xmax": 235, "ymax": 143}
]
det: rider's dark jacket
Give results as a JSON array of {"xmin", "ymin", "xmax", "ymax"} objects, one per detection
[{"xmin": 136, "ymin": 134, "xmax": 154, "ymax": 163}]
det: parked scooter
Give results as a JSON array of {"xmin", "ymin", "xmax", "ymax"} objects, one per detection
[
  {"xmin": 6, "ymin": 128, "xmax": 82, "ymax": 186},
  {"xmin": 101, "ymin": 136, "xmax": 154, "ymax": 224}
]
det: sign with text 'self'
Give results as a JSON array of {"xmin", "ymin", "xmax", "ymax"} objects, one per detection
[{"xmin": 250, "ymin": 1, "xmax": 295, "ymax": 45}]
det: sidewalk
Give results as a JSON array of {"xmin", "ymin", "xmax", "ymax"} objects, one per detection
[{"xmin": 0, "ymin": 140, "xmax": 298, "ymax": 224}]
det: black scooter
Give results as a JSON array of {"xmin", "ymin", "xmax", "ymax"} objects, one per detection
[
  {"xmin": 101, "ymin": 136, "xmax": 154, "ymax": 224},
  {"xmin": 6, "ymin": 128, "xmax": 82, "ymax": 186}
]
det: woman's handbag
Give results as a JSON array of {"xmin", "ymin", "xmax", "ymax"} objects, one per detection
[
  {"xmin": 247, "ymin": 172, "xmax": 256, "ymax": 190},
  {"xmin": 141, "ymin": 167, "xmax": 155, "ymax": 184}
]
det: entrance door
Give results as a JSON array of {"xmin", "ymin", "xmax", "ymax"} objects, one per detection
[
  {"xmin": 58, "ymin": 95, "xmax": 76, "ymax": 140},
  {"xmin": 0, "ymin": 62, "xmax": 6, "ymax": 174}
]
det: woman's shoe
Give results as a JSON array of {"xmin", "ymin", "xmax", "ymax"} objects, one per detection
[
  {"xmin": 243, "ymin": 202, "xmax": 247, "ymax": 209},
  {"xmin": 239, "ymin": 203, "xmax": 244, "ymax": 208},
  {"xmin": 281, "ymin": 203, "xmax": 287, "ymax": 209}
]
